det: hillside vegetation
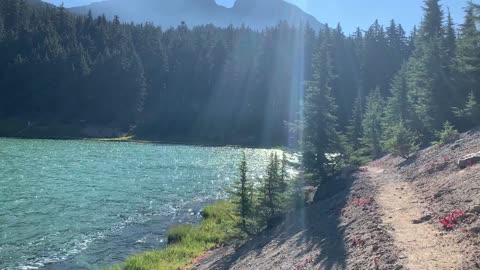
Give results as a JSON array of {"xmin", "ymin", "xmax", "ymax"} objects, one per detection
[{"xmin": 192, "ymin": 128, "xmax": 480, "ymax": 270}]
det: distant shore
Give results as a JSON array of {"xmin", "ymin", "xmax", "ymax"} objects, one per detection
[{"xmin": 0, "ymin": 134, "xmax": 282, "ymax": 150}]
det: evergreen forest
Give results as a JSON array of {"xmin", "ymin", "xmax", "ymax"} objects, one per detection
[{"xmin": 1, "ymin": 0, "xmax": 479, "ymax": 173}]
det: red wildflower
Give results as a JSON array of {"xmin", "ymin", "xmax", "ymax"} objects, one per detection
[
  {"xmin": 440, "ymin": 210, "xmax": 465, "ymax": 229},
  {"xmin": 354, "ymin": 198, "xmax": 373, "ymax": 207}
]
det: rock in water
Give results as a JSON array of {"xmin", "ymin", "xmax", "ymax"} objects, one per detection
[{"xmin": 458, "ymin": 152, "xmax": 480, "ymax": 169}]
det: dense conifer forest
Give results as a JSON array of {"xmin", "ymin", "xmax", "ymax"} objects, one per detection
[{"xmin": 0, "ymin": 0, "xmax": 479, "ymax": 163}]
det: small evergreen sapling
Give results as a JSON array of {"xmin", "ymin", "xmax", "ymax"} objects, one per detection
[
  {"xmin": 434, "ymin": 121, "xmax": 460, "ymax": 145},
  {"xmin": 258, "ymin": 153, "xmax": 288, "ymax": 227},
  {"xmin": 383, "ymin": 123, "xmax": 419, "ymax": 159},
  {"xmin": 453, "ymin": 91, "xmax": 480, "ymax": 129},
  {"xmin": 228, "ymin": 151, "xmax": 254, "ymax": 234}
]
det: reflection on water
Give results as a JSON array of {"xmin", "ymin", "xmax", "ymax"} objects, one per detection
[{"xmin": 0, "ymin": 139, "xmax": 274, "ymax": 270}]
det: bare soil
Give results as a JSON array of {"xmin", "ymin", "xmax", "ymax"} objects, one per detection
[{"xmin": 192, "ymin": 129, "xmax": 480, "ymax": 270}]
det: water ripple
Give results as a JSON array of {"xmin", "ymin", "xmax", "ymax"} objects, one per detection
[{"xmin": 0, "ymin": 139, "xmax": 274, "ymax": 269}]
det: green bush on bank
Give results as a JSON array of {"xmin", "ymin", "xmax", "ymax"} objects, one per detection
[
  {"xmin": 108, "ymin": 201, "xmax": 240, "ymax": 270},
  {"xmin": 109, "ymin": 152, "xmax": 295, "ymax": 270}
]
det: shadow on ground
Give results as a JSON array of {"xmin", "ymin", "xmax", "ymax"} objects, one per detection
[{"xmin": 204, "ymin": 175, "xmax": 354, "ymax": 270}]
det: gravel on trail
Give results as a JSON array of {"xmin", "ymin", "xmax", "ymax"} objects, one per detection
[{"xmin": 192, "ymin": 128, "xmax": 480, "ymax": 270}]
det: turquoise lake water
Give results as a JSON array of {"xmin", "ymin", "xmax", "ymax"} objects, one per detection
[{"xmin": 0, "ymin": 138, "xmax": 275, "ymax": 269}]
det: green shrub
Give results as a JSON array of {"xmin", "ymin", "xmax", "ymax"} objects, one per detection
[
  {"xmin": 348, "ymin": 147, "xmax": 372, "ymax": 166},
  {"xmin": 109, "ymin": 201, "xmax": 240, "ymax": 270},
  {"xmin": 434, "ymin": 121, "xmax": 459, "ymax": 145},
  {"xmin": 384, "ymin": 123, "xmax": 419, "ymax": 158},
  {"xmin": 167, "ymin": 225, "xmax": 195, "ymax": 244}
]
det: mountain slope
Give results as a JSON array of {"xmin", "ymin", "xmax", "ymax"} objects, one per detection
[
  {"xmin": 192, "ymin": 128, "xmax": 480, "ymax": 269},
  {"xmin": 68, "ymin": 0, "xmax": 322, "ymax": 29}
]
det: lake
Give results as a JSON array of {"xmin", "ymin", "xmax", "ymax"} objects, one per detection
[{"xmin": 0, "ymin": 138, "xmax": 275, "ymax": 270}]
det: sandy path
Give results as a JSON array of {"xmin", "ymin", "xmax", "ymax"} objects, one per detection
[
  {"xmin": 193, "ymin": 162, "xmax": 471, "ymax": 270},
  {"xmin": 371, "ymin": 167, "xmax": 464, "ymax": 270}
]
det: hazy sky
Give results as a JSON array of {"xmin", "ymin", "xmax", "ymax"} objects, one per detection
[{"xmin": 45, "ymin": 0, "xmax": 474, "ymax": 33}]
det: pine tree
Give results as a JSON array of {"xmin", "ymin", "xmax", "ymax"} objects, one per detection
[
  {"xmin": 364, "ymin": 20, "xmax": 389, "ymax": 96},
  {"xmin": 444, "ymin": 9, "xmax": 456, "ymax": 64},
  {"xmin": 259, "ymin": 153, "xmax": 285, "ymax": 226},
  {"xmin": 303, "ymin": 83, "xmax": 339, "ymax": 179},
  {"xmin": 404, "ymin": 0, "xmax": 448, "ymax": 137},
  {"xmin": 435, "ymin": 121, "xmax": 459, "ymax": 145},
  {"xmin": 397, "ymin": 24, "xmax": 409, "ymax": 57},
  {"xmin": 3, "ymin": 0, "xmax": 19, "ymax": 36},
  {"xmin": 409, "ymin": 25, "xmax": 418, "ymax": 52},
  {"xmin": 383, "ymin": 122, "xmax": 418, "ymax": 159},
  {"xmin": 473, "ymin": 2, "xmax": 480, "ymax": 20},
  {"xmin": 453, "ymin": 91, "xmax": 480, "ymax": 129},
  {"xmin": 229, "ymin": 151, "xmax": 254, "ymax": 233},
  {"xmin": 463, "ymin": 91, "xmax": 480, "ymax": 127},
  {"xmin": 347, "ymin": 94, "xmax": 363, "ymax": 151},
  {"xmin": 4, "ymin": 0, "xmax": 480, "ymax": 158},
  {"xmin": 279, "ymin": 152, "xmax": 288, "ymax": 193},
  {"xmin": 385, "ymin": 65, "xmax": 412, "ymax": 126},
  {"xmin": 353, "ymin": 27, "xmax": 364, "ymax": 62},
  {"xmin": 17, "ymin": 0, "xmax": 27, "ymax": 30},
  {"xmin": 113, "ymin": 15, "xmax": 120, "ymax": 26},
  {"xmin": 0, "ymin": 14, "xmax": 4, "ymax": 42},
  {"xmin": 362, "ymin": 89, "xmax": 384, "ymax": 158},
  {"xmin": 405, "ymin": 50, "xmax": 436, "ymax": 136},
  {"xmin": 420, "ymin": 0, "xmax": 444, "ymax": 39},
  {"xmin": 302, "ymin": 28, "xmax": 340, "ymax": 180},
  {"xmin": 455, "ymin": 2, "xmax": 480, "ymax": 101}
]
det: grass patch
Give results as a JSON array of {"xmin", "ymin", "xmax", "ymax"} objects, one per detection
[{"xmin": 110, "ymin": 201, "xmax": 241, "ymax": 270}]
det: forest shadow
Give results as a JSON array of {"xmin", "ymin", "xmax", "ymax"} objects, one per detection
[{"xmin": 206, "ymin": 174, "xmax": 355, "ymax": 270}]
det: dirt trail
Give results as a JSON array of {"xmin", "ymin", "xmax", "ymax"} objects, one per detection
[
  {"xmin": 370, "ymin": 167, "xmax": 464, "ymax": 270},
  {"xmin": 193, "ymin": 141, "xmax": 479, "ymax": 270}
]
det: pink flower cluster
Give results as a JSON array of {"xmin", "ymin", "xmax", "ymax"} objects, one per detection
[
  {"xmin": 440, "ymin": 210, "xmax": 465, "ymax": 229},
  {"xmin": 354, "ymin": 198, "xmax": 373, "ymax": 207}
]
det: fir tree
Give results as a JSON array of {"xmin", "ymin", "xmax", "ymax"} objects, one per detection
[
  {"xmin": 3, "ymin": 0, "xmax": 480, "ymax": 160},
  {"xmin": 229, "ymin": 152, "xmax": 254, "ymax": 233},
  {"xmin": 279, "ymin": 152, "xmax": 288, "ymax": 193},
  {"xmin": 383, "ymin": 123, "xmax": 419, "ymax": 159},
  {"xmin": 362, "ymin": 89, "xmax": 384, "ymax": 158},
  {"xmin": 455, "ymin": 2, "xmax": 480, "ymax": 100},
  {"xmin": 453, "ymin": 91, "xmax": 480, "ymax": 129},
  {"xmin": 347, "ymin": 95, "xmax": 363, "ymax": 151},
  {"xmin": 403, "ymin": 0, "xmax": 449, "ymax": 137},
  {"xmin": 302, "ymin": 28, "xmax": 340, "ymax": 180},
  {"xmin": 444, "ymin": 9, "xmax": 456, "ymax": 64},
  {"xmin": 409, "ymin": 25, "xmax": 418, "ymax": 52},
  {"xmin": 303, "ymin": 82, "xmax": 339, "ymax": 180},
  {"xmin": 0, "ymin": 14, "xmax": 4, "ymax": 42},
  {"xmin": 420, "ymin": 0, "xmax": 444, "ymax": 39},
  {"xmin": 386, "ymin": 65, "xmax": 411, "ymax": 124},
  {"xmin": 435, "ymin": 121, "xmax": 460, "ymax": 145},
  {"xmin": 258, "ymin": 153, "xmax": 286, "ymax": 226},
  {"xmin": 364, "ymin": 20, "xmax": 389, "ymax": 96}
]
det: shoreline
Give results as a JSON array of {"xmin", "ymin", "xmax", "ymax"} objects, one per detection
[
  {"xmin": 0, "ymin": 136, "xmax": 293, "ymax": 270},
  {"xmin": 108, "ymin": 201, "xmax": 241, "ymax": 270},
  {"xmin": 0, "ymin": 135, "xmax": 282, "ymax": 150},
  {"xmin": 109, "ymin": 151, "xmax": 301, "ymax": 270}
]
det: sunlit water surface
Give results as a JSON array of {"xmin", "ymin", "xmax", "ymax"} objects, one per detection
[{"xmin": 0, "ymin": 138, "xmax": 275, "ymax": 269}]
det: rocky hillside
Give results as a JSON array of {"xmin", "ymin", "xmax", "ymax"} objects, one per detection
[
  {"xmin": 68, "ymin": 0, "xmax": 322, "ymax": 29},
  {"xmin": 192, "ymin": 128, "xmax": 480, "ymax": 269}
]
